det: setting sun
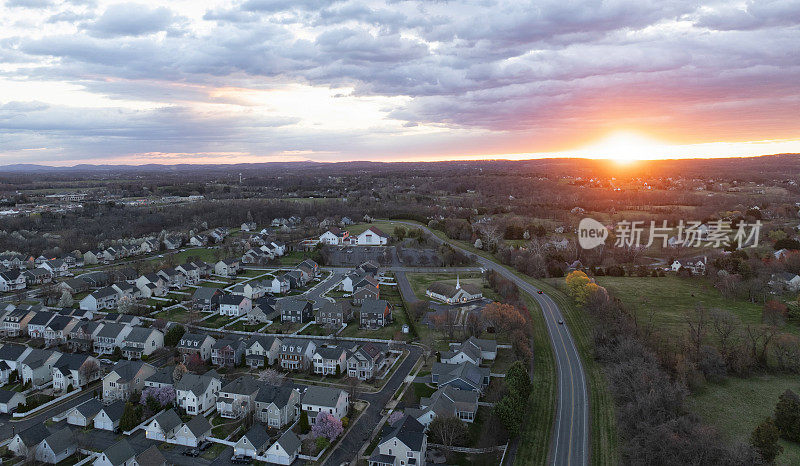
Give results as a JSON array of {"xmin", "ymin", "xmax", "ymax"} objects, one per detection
[{"xmin": 579, "ymin": 131, "xmax": 669, "ymax": 163}]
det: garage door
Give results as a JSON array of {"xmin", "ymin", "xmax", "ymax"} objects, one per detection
[
  {"xmin": 266, "ymin": 453, "xmax": 291, "ymax": 465},
  {"xmin": 67, "ymin": 413, "xmax": 85, "ymax": 426},
  {"xmin": 175, "ymin": 435, "xmax": 195, "ymax": 447},
  {"xmin": 234, "ymin": 446, "xmax": 255, "ymax": 458},
  {"xmin": 95, "ymin": 418, "xmax": 113, "ymax": 431}
]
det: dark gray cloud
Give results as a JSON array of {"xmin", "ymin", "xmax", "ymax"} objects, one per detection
[
  {"xmin": 86, "ymin": 2, "xmax": 178, "ymax": 37},
  {"xmin": 1, "ymin": 0, "xmax": 799, "ymax": 164}
]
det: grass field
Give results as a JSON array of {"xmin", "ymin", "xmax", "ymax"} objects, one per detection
[
  {"xmin": 346, "ymin": 221, "xmax": 402, "ymax": 236},
  {"xmin": 159, "ymin": 247, "xmax": 219, "ymax": 264},
  {"xmin": 687, "ymin": 375, "xmax": 800, "ymax": 465},
  {"xmin": 200, "ymin": 313, "xmax": 230, "ymax": 328},
  {"xmin": 405, "ymin": 272, "xmax": 498, "ymax": 302},
  {"xmin": 153, "ymin": 306, "xmax": 190, "ymax": 323},
  {"xmin": 339, "ymin": 282, "xmax": 409, "ymax": 340},
  {"xmin": 594, "ymin": 276, "xmax": 781, "ymax": 338}
]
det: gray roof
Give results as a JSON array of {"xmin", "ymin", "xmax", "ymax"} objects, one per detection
[
  {"xmin": 103, "ymin": 439, "xmax": 136, "ymax": 466},
  {"xmin": 178, "ymin": 333, "xmax": 213, "ymax": 348},
  {"xmin": 54, "ymin": 353, "xmax": 91, "ymax": 374},
  {"xmin": 93, "ymin": 286, "xmax": 119, "ymax": 299},
  {"xmin": 97, "ymin": 322, "xmax": 128, "ymax": 339},
  {"xmin": 73, "ymin": 399, "xmax": 102, "ymax": 419},
  {"xmin": 0, "ymin": 343, "xmax": 28, "ymax": 361},
  {"xmin": 240, "ymin": 425, "xmax": 270, "ymax": 450},
  {"xmin": 276, "ymin": 429, "xmax": 301, "ymax": 454},
  {"xmin": 315, "ymin": 346, "xmax": 346, "ymax": 360},
  {"xmin": 136, "ymin": 445, "xmax": 166, "ymax": 466},
  {"xmin": 221, "ymin": 376, "xmax": 260, "ymax": 396},
  {"xmin": 219, "ymin": 294, "xmax": 247, "ymax": 306},
  {"xmin": 43, "ymin": 427, "xmax": 74, "ymax": 453},
  {"xmin": 278, "ymin": 298, "xmax": 311, "ymax": 313},
  {"xmin": 192, "ymin": 287, "xmax": 221, "ymax": 301},
  {"xmin": 302, "ymin": 385, "xmax": 343, "ymax": 408},
  {"xmin": 145, "ymin": 366, "xmax": 175, "ymax": 386},
  {"xmin": 175, "ymin": 373, "xmax": 218, "ymax": 396},
  {"xmin": 380, "ymin": 415, "xmax": 425, "ymax": 451},
  {"xmin": 125, "ymin": 326, "xmax": 156, "ymax": 343},
  {"xmin": 28, "ymin": 310, "xmax": 56, "ymax": 326},
  {"xmin": 360, "ymin": 299, "xmax": 389, "ymax": 316},
  {"xmin": 184, "ymin": 414, "xmax": 212, "ymax": 437},
  {"xmin": 110, "ymin": 360, "xmax": 152, "ymax": 383},
  {"xmin": 17, "ymin": 423, "xmax": 50, "ymax": 447},
  {"xmin": 254, "ymin": 384, "xmax": 295, "ymax": 406},
  {"xmin": 154, "ymin": 408, "xmax": 182, "ymax": 433},
  {"xmin": 0, "ymin": 389, "xmax": 22, "ymax": 404},
  {"xmin": 99, "ymin": 400, "xmax": 126, "ymax": 421}
]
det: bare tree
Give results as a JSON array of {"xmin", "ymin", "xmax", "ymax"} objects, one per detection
[
  {"xmin": 710, "ymin": 309, "xmax": 741, "ymax": 356},
  {"xmin": 79, "ymin": 359, "xmax": 101, "ymax": 386},
  {"xmin": 428, "ymin": 415, "xmax": 468, "ymax": 448},
  {"xmin": 685, "ymin": 305, "xmax": 709, "ymax": 358},
  {"xmin": 258, "ymin": 368, "xmax": 286, "ymax": 386},
  {"xmin": 345, "ymin": 376, "xmax": 361, "ymax": 400}
]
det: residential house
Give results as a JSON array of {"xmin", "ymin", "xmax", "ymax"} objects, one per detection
[
  {"xmin": 254, "ymin": 385, "xmax": 300, "ymax": 428},
  {"xmin": 94, "ymin": 323, "xmax": 133, "ymax": 355},
  {"xmin": 282, "ymin": 270, "xmax": 305, "ymax": 289},
  {"xmin": 145, "ymin": 408, "xmax": 182, "ymax": 441},
  {"xmin": 52, "ymin": 353, "xmax": 101, "ymax": 392},
  {"xmin": 135, "ymin": 274, "xmax": 167, "ymax": 298},
  {"xmin": 80, "ymin": 286, "xmax": 119, "ymax": 311},
  {"xmin": 102, "ymin": 360, "xmax": 156, "ymax": 401},
  {"xmin": 360, "ymin": 299, "xmax": 391, "ymax": 329},
  {"xmin": 59, "ymin": 277, "xmax": 89, "ymax": 295},
  {"xmin": 121, "ymin": 326, "xmax": 164, "ymax": 360},
  {"xmin": 157, "ymin": 268, "xmax": 186, "ymax": 289},
  {"xmin": 0, "ymin": 389, "xmax": 25, "ymax": 413},
  {"xmin": 440, "ymin": 337, "xmax": 497, "ymax": 365},
  {"xmin": 26, "ymin": 310, "xmax": 56, "ymax": 338},
  {"xmin": 215, "ymin": 259, "xmax": 240, "ymax": 277},
  {"xmin": 0, "ymin": 270, "xmax": 26, "ymax": 292},
  {"xmin": 94, "ymin": 400, "xmax": 126, "ymax": 431},
  {"xmin": 135, "ymin": 445, "xmax": 167, "ymax": 466},
  {"xmin": 24, "ymin": 267, "xmax": 53, "ymax": 285},
  {"xmin": 111, "ymin": 267, "xmax": 138, "ymax": 284},
  {"xmin": 144, "ymin": 366, "xmax": 175, "ymax": 389},
  {"xmin": 2, "ymin": 307, "xmax": 34, "ymax": 337},
  {"xmin": 278, "ymin": 298, "xmax": 313, "ymax": 323},
  {"xmin": 219, "ymin": 294, "xmax": 252, "ymax": 317},
  {"xmin": 211, "ymin": 337, "xmax": 246, "ymax": 367},
  {"xmin": 94, "ymin": 439, "xmax": 137, "ymax": 466},
  {"xmin": 69, "ymin": 321, "xmax": 103, "ymax": 352},
  {"xmin": 66, "ymin": 399, "xmax": 102, "ymax": 427},
  {"xmin": 175, "ymin": 372, "xmax": 222, "ymax": 415},
  {"xmin": 189, "ymin": 234, "xmax": 208, "ymax": 247},
  {"xmin": 175, "ymin": 415, "xmax": 213, "ymax": 447},
  {"xmin": 408, "ymin": 386, "xmax": 479, "ymax": 426},
  {"xmin": 771, "ymin": 272, "xmax": 800, "ymax": 292},
  {"xmin": 431, "ymin": 361, "xmax": 490, "ymax": 393},
  {"xmin": 264, "ymin": 430, "xmax": 302, "ymax": 465},
  {"xmin": 0, "ymin": 342, "xmax": 33, "ymax": 372},
  {"xmin": 234, "ymin": 425, "xmax": 270, "ymax": 459},
  {"xmin": 216, "ymin": 376, "xmax": 260, "ymax": 419},
  {"xmin": 79, "ymin": 271, "xmax": 111, "ymax": 289},
  {"xmin": 278, "ymin": 338, "xmax": 316, "ymax": 371},
  {"xmin": 8, "ymin": 423, "xmax": 50, "ymax": 458},
  {"xmin": 347, "ymin": 343, "xmax": 386, "ymax": 381},
  {"xmin": 301, "ymin": 386, "xmax": 349, "ymax": 422},
  {"xmin": 320, "ymin": 227, "xmax": 350, "ymax": 245},
  {"xmin": 83, "ymin": 250, "xmax": 102, "ymax": 265},
  {"xmin": 191, "ymin": 287, "xmax": 222, "ymax": 313},
  {"xmin": 175, "ymin": 263, "xmax": 201, "ymax": 285},
  {"xmin": 353, "ymin": 283, "xmax": 380, "ymax": 305},
  {"xmin": 368, "ymin": 416, "xmax": 427, "ymax": 466},
  {"xmin": 313, "ymin": 345, "xmax": 348, "ymax": 376},
  {"xmin": 177, "ymin": 333, "xmax": 216, "ymax": 363},
  {"xmin": 41, "ymin": 259, "xmax": 69, "ymax": 277},
  {"xmin": 357, "ymin": 226, "xmax": 389, "ymax": 246},
  {"xmin": 244, "ymin": 335, "xmax": 280, "ymax": 368},
  {"xmin": 20, "ymin": 349, "xmax": 62, "ymax": 387},
  {"xmin": 43, "ymin": 315, "xmax": 78, "ymax": 347},
  {"xmin": 35, "ymin": 427, "xmax": 76, "ymax": 464},
  {"xmin": 317, "ymin": 300, "xmax": 352, "ymax": 328},
  {"xmin": 163, "ymin": 236, "xmax": 183, "ymax": 250},
  {"xmin": 264, "ymin": 276, "xmax": 290, "ymax": 294}
]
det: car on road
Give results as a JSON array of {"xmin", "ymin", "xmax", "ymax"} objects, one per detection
[
  {"xmin": 537, "ymin": 290, "xmax": 543, "ymax": 294},
  {"xmin": 158, "ymin": 254, "xmax": 164, "ymax": 258},
  {"xmin": 99, "ymin": 359, "xmax": 113, "ymax": 365},
  {"xmin": 183, "ymin": 449, "xmax": 200, "ymax": 457},
  {"xmin": 198, "ymin": 440, "xmax": 212, "ymax": 451},
  {"xmin": 231, "ymin": 455, "xmax": 251, "ymax": 464},
  {"xmin": 558, "ymin": 320, "xmax": 564, "ymax": 325}
]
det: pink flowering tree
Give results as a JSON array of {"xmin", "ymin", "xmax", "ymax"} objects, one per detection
[
  {"xmin": 388, "ymin": 411, "xmax": 404, "ymax": 426},
  {"xmin": 311, "ymin": 412, "xmax": 344, "ymax": 441},
  {"xmin": 140, "ymin": 386, "xmax": 176, "ymax": 407}
]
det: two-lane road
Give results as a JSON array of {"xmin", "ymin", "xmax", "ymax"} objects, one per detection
[{"xmin": 394, "ymin": 221, "xmax": 589, "ymax": 466}]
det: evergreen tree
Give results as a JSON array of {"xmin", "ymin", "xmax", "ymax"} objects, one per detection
[
  {"xmin": 775, "ymin": 389, "xmax": 800, "ymax": 442},
  {"xmin": 751, "ymin": 418, "xmax": 783, "ymax": 463},
  {"xmin": 299, "ymin": 410, "xmax": 310, "ymax": 434}
]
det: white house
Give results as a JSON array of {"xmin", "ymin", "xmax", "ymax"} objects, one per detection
[
  {"xmin": 219, "ymin": 295, "xmax": 252, "ymax": 317},
  {"xmin": 145, "ymin": 408, "xmax": 182, "ymax": 441},
  {"xmin": 36, "ymin": 428, "xmax": 76, "ymax": 465},
  {"xmin": 264, "ymin": 430, "xmax": 302, "ymax": 465},
  {"xmin": 94, "ymin": 400, "xmax": 126, "ymax": 431},
  {"xmin": 301, "ymin": 386, "xmax": 349, "ymax": 423},
  {"xmin": 368, "ymin": 416, "xmax": 427, "ymax": 466},
  {"xmin": 66, "ymin": 399, "xmax": 102, "ymax": 427},
  {"xmin": 356, "ymin": 226, "xmax": 389, "ymax": 245},
  {"xmin": 80, "ymin": 287, "xmax": 119, "ymax": 311},
  {"xmin": 234, "ymin": 425, "xmax": 271, "ymax": 458},
  {"xmin": 93, "ymin": 439, "xmax": 137, "ymax": 466},
  {"xmin": 174, "ymin": 415, "xmax": 213, "ymax": 447},
  {"xmin": 175, "ymin": 372, "xmax": 222, "ymax": 416},
  {"xmin": 0, "ymin": 389, "xmax": 25, "ymax": 413}
]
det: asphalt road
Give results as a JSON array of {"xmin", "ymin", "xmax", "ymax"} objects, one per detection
[
  {"xmin": 395, "ymin": 221, "xmax": 589, "ymax": 466},
  {"xmin": 322, "ymin": 345, "xmax": 422, "ymax": 466}
]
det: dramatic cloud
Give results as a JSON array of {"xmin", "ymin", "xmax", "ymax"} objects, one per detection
[{"xmin": 0, "ymin": 0, "xmax": 798, "ymax": 165}]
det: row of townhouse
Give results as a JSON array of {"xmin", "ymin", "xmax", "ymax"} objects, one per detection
[
  {"xmin": 0, "ymin": 305, "xmax": 94, "ymax": 346},
  {"xmin": 0, "ymin": 343, "xmax": 101, "ymax": 391},
  {"xmin": 240, "ymin": 237, "xmax": 287, "ymax": 264},
  {"xmin": 176, "ymin": 331, "xmax": 388, "ymax": 381},
  {"xmin": 92, "ymin": 322, "xmax": 164, "ymax": 359}
]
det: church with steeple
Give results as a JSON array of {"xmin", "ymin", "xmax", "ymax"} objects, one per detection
[{"xmin": 425, "ymin": 275, "xmax": 483, "ymax": 305}]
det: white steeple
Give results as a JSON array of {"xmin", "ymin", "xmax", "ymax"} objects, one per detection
[{"xmin": 455, "ymin": 274, "xmax": 460, "ymax": 290}]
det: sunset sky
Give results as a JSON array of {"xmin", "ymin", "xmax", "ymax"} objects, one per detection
[{"xmin": 1, "ymin": 0, "xmax": 799, "ymax": 165}]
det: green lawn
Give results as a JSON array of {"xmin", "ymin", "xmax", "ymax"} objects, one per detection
[
  {"xmin": 164, "ymin": 248, "xmax": 219, "ymax": 264},
  {"xmin": 201, "ymin": 313, "xmax": 231, "ymax": 328},
  {"xmin": 226, "ymin": 320, "xmax": 264, "ymax": 332},
  {"xmin": 405, "ymin": 272, "xmax": 497, "ymax": 302},
  {"xmin": 687, "ymin": 374, "xmax": 800, "ymax": 465},
  {"xmin": 595, "ymin": 276, "xmax": 778, "ymax": 339},
  {"xmin": 153, "ymin": 306, "xmax": 191, "ymax": 323},
  {"xmin": 298, "ymin": 323, "xmax": 333, "ymax": 336},
  {"xmin": 345, "ymin": 221, "xmax": 401, "ymax": 236},
  {"xmin": 339, "ymin": 282, "xmax": 410, "ymax": 340}
]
